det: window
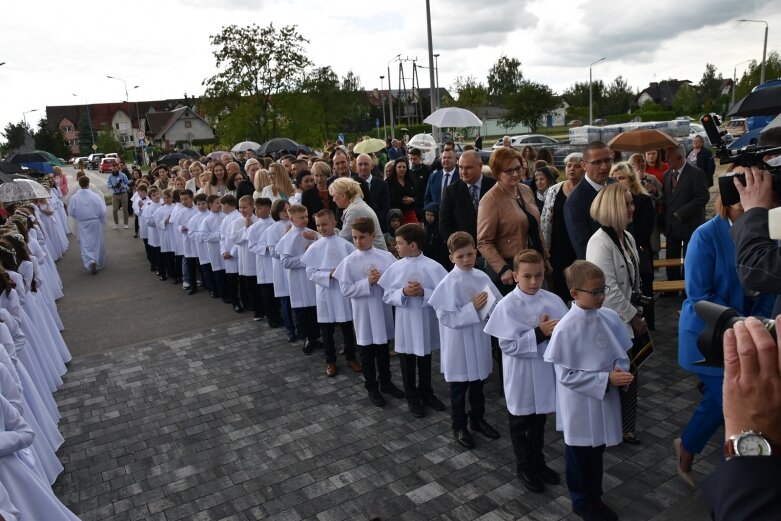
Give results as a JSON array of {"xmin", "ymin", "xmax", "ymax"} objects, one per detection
[
  {"xmin": 61, "ymin": 125, "xmax": 73, "ymax": 133},
  {"xmin": 184, "ymin": 120, "xmax": 192, "ymax": 128},
  {"xmin": 115, "ymin": 123, "xmax": 120, "ymax": 130}
]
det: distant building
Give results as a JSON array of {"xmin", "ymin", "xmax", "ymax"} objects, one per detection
[
  {"xmin": 146, "ymin": 107, "xmax": 215, "ymax": 148},
  {"xmin": 636, "ymin": 80, "xmax": 693, "ymax": 108}
]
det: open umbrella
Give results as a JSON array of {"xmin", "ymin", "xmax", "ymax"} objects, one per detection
[
  {"xmin": 728, "ymin": 82, "xmax": 781, "ymax": 118},
  {"xmin": 158, "ymin": 152, "xmax": 191, "ymax": 167},
  {"xmin": 424, "ymin": 107, "xmax": 482, "ymax": 128},
  {"xmin": 206, "ymin": 150, "xmax": 231, "ymax": 160},
  {"xmin": 353, "ymin": 138, "xmax": 387, "ymax": 154},
  {"xmin": 231, "ymin": 141, "xmax": 262, "ymax": 153},
  {"xmin": 0, "ymin": 179, "xmax": 51, "ymax": 203},
  {"xmin": 258, "ymin": 138, "xmax": 302, "ymax": 156},
  {"xmin": 179, "ymin": 149, "xmax": 201, "ymax": 159},
  {"xmin": 607, "ymin": 129, "xmax": 678, "ymax": 153}
]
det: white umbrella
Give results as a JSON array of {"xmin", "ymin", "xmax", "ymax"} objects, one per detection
[
  {"xmin": 0, "ymin": 179, "xmax": 51, "ymax": 203},
  {"xmin": 231, "ymin": 141, "xmax": 262, "ymax": 153},
  {"xmin": 407, "ymin": 133, "xmax": 438, "ymax": 165},
  {"xmin": 424, "ymin": 107, "xmax": 482, "ymax": 128}
]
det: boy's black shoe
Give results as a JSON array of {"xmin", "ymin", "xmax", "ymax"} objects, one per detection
[
  {"xmin": 369, "ymin": 390, "xmax": 385, "ymax": 407},
  {"xmin": 209, "ymin": 291, "xmax": 219, "ymax": 299},
  {"xmin": 423, "ymin": 393, "xmax": 446, "ymax": 411},
  {"xmin": 592, "ymin": 500, "xmax": 617, "ymax": 521},
  {"xmin": 253, "ymin": 313, "xmax": 263, "ymax": 321},
  {"xmin": 286, "ymin": 332, "xmax": 298, "ymax": 342},
  {"xmin": 572, "ymin": 503, "xmax": 603, "ymax": 521},
  {"xmin": 470, "ymin": 420, "xmax": 500, "ymax": 439},
  {"xmin": 309, "ymin": 339, "xmax": 324, "ymax": 350},
  {"xmin": 158, "ymin": 274, "xmax": 168, "ymax": 281},
  {"xmin": 380, "ymin": 383, "xmax": 405, "ymax": 399},
  {"xmin": 302, "ymin": 341, "xmax": 314, "ymax": 355},
  {"xmin": 233, "ymin": 304, "xmax": 244, "ymax": 313},
  {"xmin": 534, "ymin": 463, "xmax": 560, "ymax": 485},
  {"xmin": 188, "ymin": 287, "xmax": 197, "ymax": 295},
  {"xmin": 517, "ymin": 469, "xmax": 544, "ymax": 493},
  {"xmin": 268, "ymin": 320, "xmax": 281, "ymax": 328},
  {"xmin": 408, "ymin": 400, "xmax": 424, "ymax": 418},
  {"xmin": 453, "ymin": 428, "xmax": 475, "ymax": 449}
]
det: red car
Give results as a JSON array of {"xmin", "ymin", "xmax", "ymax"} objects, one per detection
[{"xmin": 99, "ymin": 158, "xmax": 118, "ymax": 173}]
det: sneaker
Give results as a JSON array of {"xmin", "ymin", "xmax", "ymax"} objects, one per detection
[
  {"xmin": 123, "ymin": 225, "xmax": 129, "ymax": 229},
  {"xmin": 182, "ymin": 282, "xmax": 190, "ymax": 289},
  {"xmin": 369, "ymin": 390, "xmax": 385, "ymax": 407}
]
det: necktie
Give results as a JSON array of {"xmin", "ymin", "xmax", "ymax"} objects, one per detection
[
  {"xmin": 442, "ymin": 173, "xmax": 451, "ymax": 197},
  {"xmin": 672, "ymin": 170, "xmax": 680, "ymax": 191},
  {"xmin": 470, "ymin": 184, "xmax": 479, "ymax": 210}
]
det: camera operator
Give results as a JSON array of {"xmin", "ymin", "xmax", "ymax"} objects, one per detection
[
  {"xmin": 731, "ymin": 127, "xmax": 781, "ymax": 316},
  {"xmin": 702, "ymin": 316, "xmax": 781, "ymax": 520}
]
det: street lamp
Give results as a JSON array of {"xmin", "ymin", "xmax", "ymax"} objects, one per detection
[
  {"xmin": 738, "ymin": 19, "xmax": 769, "ymax": 84},
  {"xmin": 433, "ymin": 53, "xmax": 441, "ymax": 110},
  {"xmin": 22, "ymin": 109, "xmax": 37, "ymax": 127},
  {"xmin": 589, "ymin": 57, "xmax": 606, "ymax": 126},
  {"xmin": 732, "ymin": 59, "xmax": 753, "ymax": 106},
  {"xmin": 107, "ymin": 75, "xmax": 141, "ymax": 159},
  {"xmin": 73, "ymin": 93, "xmax": 95, "ymax": 149},
  {"xmin": 379, "ymin": 75, "xmax": 387, "ymax": 141},
  {"xmin": 387, "ymin": 54, "xmax": 401, "ymax": 140}
]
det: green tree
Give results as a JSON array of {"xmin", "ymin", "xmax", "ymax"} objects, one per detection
[
  {"xmin": 1, "ymin": 121, "xmax": 30, "ymax": 154},
  {"xmin": 735, "ymin": 50, "xmax": 781, "ymax": 100},
  {"xmin": 95, "ymin": 130, "xmax": 123, "ymax": 155},
  {"xmin": 697, "ymin": 63, "xmax": 724, "ymax": 112},
  {"xmin": 500, "ymin": 81, "xmax": 560, "ymax": 132},
  {"xmin": 201, "ymin": 23, "xmax": 312, "ymax": 143},
  {"xmin": 77, "ymin": 114, "xmax": 96, "ymax": 156},
  {"xmin": 672, "ymin": 84, "xmax": 698, "ymax": 116},
  {"xmin": 450, "ymin": 75, "xmax": 488, "ymax": 107},
  {"xmin": 603, "ymin": 76, "xmax": 634, "ymax": 115},
  {"xmin": 301, "ymin": 66, "xmax": 342, "ymax": 141},
  {"xmin": 487, "ymin": 55, "xmax": 524, "ymax": 103},
  {"xmin": 563, "ymin": 80, "xmax": 605, "ymax": 117},
  {"xmin": 33, "ymin": 119, "xmax": 69, "ymax": 158}
]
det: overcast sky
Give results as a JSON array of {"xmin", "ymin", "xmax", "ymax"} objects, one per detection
[{"xmin": 2, "ymin": 0, "xmax": 780, "ymax": 137}]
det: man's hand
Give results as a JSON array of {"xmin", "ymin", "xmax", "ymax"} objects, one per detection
[
  {"xmin": 630, "ymin": 314, "xmax": 648, "ymax": 336},
  {"xmin": 609, "ymin": 367, "xmax": 634, "ymax": 387},
  {"xmin": 723, "ymin": 317, "xmax": 781, "ymax": 444},
  {"xmin": 734, "ymin": 167, "xmax": 773, "ymax": 212}
]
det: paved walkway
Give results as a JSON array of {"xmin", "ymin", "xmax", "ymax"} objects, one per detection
[{"xmin": 51, "ymin": 224, "xmax": 717, "ymax": 521}]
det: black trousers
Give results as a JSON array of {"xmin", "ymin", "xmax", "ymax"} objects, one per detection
[
  {"xmin": 565, "ymin": 444, "xmax": 605, "ymax": 510},
  {"xmin": 213, "ymin": 269, "xmax": 227, "ymax": 299},
  {"xmin": 665, "ymin": 230, "xmax": 689, "ymax": 280},
  {"xmin": 160, "ymin": 251, "xmax": 177, "ymax": 279},
  {"xmin": 293, "ymin": 306, "xmax": 320, "ymax": 342},
  {"xmin": 151, "ymin": 245, "xmax": 161, "ymax": 273},
  {"xmin": 143, "ymin": 239, "xmax": 154, "ymax": 268},
  {"xmin": 450, "ymin": 380, "xmax": 485, "ymax": 431},
  {"xmin": 185, "ymin": 257, "xmax": 199, "ymax": 288},
  {"xmin": 224, "ymin": 272, "xmax": 239, "ymax": 305},
  {"xmin": 174, "ymin": 255, "xmax": 184, "ymax": 280},
  {"xmin": 259, "ymin": 283, "xmax": 280, "ymax": 326},
  {"xmin": 360, "ymin": 343, "xmax": 392, "ymax": 392},
  {"xmin": 398, "ymin": 353, "xmax": 432, "ymax": 404},
  {"xmin": 201, "ymin": 263, "xmax": 216, "ymax": 294},
  {"xmin": 241, "ymin": 276, "xmax": 262, "ymax": 315},
  {"xmin": 509, "ymin": 413, "xmax": 548, "ymax": 472},
  {"xmin": 321, "ymin": 322, "xmax": 356, "ymax": 364}
]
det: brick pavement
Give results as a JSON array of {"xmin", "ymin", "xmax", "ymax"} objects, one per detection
[{"xmin": 51, "ymin": 285, "xmax": 720, "ymax": 521}]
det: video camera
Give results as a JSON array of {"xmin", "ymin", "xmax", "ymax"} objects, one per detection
[
  {"xmin": 694, "ymin": 301, "xmax": 777, "ymax": 367},
  {"xmin": 700, "ymin": 113, "xmax": 781, "ymax": 206}
]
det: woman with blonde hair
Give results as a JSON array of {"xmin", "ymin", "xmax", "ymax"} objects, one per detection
[
  {"xmin": 51, "ymin": 166, "xmax": 68, "ymax": 196},
  {"xmin": 587, "ymin": 182, "xmax": 645, "ymax": 445},
  {"xmin": 253, "ymin": 169, "xmax": 270, "ymax": 199},
  {"xmin": 260, "ymin": 163, "xmax": 294, "ymax": 203},
  {"xmin": 185, "ymin": 162, "xmax": 206, "ymax": 193},
  {"xmin": 329, "ymin": 177, "xmax": 386, "ymax": 250}
]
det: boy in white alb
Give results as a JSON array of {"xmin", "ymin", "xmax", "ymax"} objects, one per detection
[
  {"xmin": 247, "ymin": 198, "xmax": 280, "ymax": 328},
  {"xmin": 333, "ymin": 216, "xmax": 404, "ymax": 407},
  {"xmin": 143, "ymin": 187, "xmax": 162, "ymax": 276},
  {"xmin": 301, "ymin": 209, "xmax": 360, "ymax": 377},
  {"xmin": 259, "ymin": 200, "xmax": 296, "ymax": 340},
  {"xmin": 154, "ymin": 188, "xmax": 178, "ymax": 282},
  {"xmin": 188, "ymin": 193, "xmax": 215, "ymax": 297},
  {"xmin": 485, "ymin": 249, "xmax": 568, "ymax": 493},
  {"xmin": 233, "ymin": 196, "xmax": 260, "ymax": 319},
  {"xmin": 544, "ymin": 260, "xmax": 634, "ymax": 521},
  {"xmin": 174, "ymin": 190, "xmax": 197, "ymax": 294},
  {"xmin": 429, "ymin": 232, "xmax": 503, "ymax": 449},
  {"xmin": 201, "ymin": 195, "xmax": 226, "ymax": 299},
  {"xmin": 219, "ymin": 194, "xmax": 243, "ymax": 311},
  {"xmin": 133, "ymin": 185, "xmax": 154, "ymax": 270},
  {"xmin": 378, "ymin": 223, "xmax": 448, "ymax": 418},
  {"xmin": 276, "ymin": 204, "xmax": 322, "ymax": 352}
]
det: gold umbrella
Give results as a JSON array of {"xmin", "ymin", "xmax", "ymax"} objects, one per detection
[
  {"xmin": 607, "ymin": 129, "xmax": 679, "ymax": 153},
  {"xmin": 353, "ymin": 138, "xmax": 387, "ymax": 155}
]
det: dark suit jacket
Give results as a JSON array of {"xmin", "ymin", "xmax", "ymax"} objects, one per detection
[
  {"xmin": 424, "ymin": 167, "xmax": 460, "ymax": 207},
  {"xmin": 703, "ymin": 457, "xmax": 781, "ymax": 521},
  {"xmin": 364, "ymin": 175, "xmax": 391, "ymax": 231},
  {"xmin": 301, "ymin": 187, "xmax": 332, "ymax": 229},
  {"xmin": 732, "ymin": 207, "xmax": 781, "ymax": 316},
  {"xmin": 412, "ymin": 164, "xmax": 432, "ymax": 216},
  {"xmin": 663, "ymin": 163, "xmax": 709, "ymax": 239},
  {"xmin": 564, "ymin": 179, "xmax": 602, "ymax": 260},
  {"xmin": 695, "ymin": 148, "xmax": 716, "ymax": 187},
  {"xmin": 440, "ymin": 176, "xmax": 496, "ymax": 242}
]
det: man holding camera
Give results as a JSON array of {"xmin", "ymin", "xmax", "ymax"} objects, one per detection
[{"xmin": 107, "ymin": 162, "xmax": 130, "ymax": 230}]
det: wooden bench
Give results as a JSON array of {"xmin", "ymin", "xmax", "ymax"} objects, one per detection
[
  {"xmin": 653, "ymin": 258, "xmax": 683, "ymax": 268},
  {"xmin": 653, "ymin": 280, "xmax": 685, "ymax": 293}
]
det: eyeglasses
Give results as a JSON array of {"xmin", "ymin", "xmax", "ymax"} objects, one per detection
[
  {"xmin": 501, "ymin": 167, "xmax": 524, "ymax": 175},
  {"xmin": 574, "ymin": 286, "xmax": 609, "ymax": 297},
  {"xmin": 585, "ymin": 158, "xmax": 614, "ymax": 166}
]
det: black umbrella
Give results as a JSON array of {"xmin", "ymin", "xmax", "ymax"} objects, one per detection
[
  {"xmin": 727, "ymin": 83, "xmax": 781, "ymax": 117},
  {"xmin": 0, "ymin": 161, "xmax": 27, "ymax": 175},
  {"xmin": 179, "ymin": 149, "xmax": 201, "ymax": 159},
  {"xmin": 258, "ymin": 138, "xmax": 307, "ymax": 156},
  {"xmin": 157, "ymin": 152, "xmax": 191, "ymax": 167},
  {"xmin": 9, "ymin": 152, "xmax": 51, "ymax": 164}
]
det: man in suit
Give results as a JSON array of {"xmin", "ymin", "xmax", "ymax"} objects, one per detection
[
  {"xmin": 355, "ymin": 153, "xmax": 391, "ymax": 232},
  {"xmin": 424, "ymin": 149, "xmax": 459, "ymax": 207},
  {"xmin": 410, "ymin": 148, "xmax": 432, "ymax": 219},
  {"xmin": 440, "ymin": 150, "xmax": 496, "ymax": 243},
  {"xmin": 663, "ymin": 144, "xmax": 709, "ymax": 280},
  {"xmin": 564, "ymin": 141, "xmax": 615, "ymax": 259}
]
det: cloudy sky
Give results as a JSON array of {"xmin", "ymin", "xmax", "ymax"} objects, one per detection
[{"xmin": 1, "ymin": 0, "xmax": 779, "ymax": 137}]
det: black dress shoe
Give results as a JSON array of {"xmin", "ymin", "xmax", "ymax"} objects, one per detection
[
  {"xmin": 470, "ymin": 420, "xmax": 500, "ymax": 439},
  {"xmin": 423, "ymin": 393, "xmax": 446, "ymax": 411},
  {"xmin": 573, "ymin": 503, "xmax": 603, "ymax": 521},
  {"xmin": 302, "ymin": 341, "xmax": 314, "ymax": 355},
  {"xmin": 158, "ymin": 274, "xmax": 168, "ymax": 281},
  {"xmin": 453, "ymin": 428, "xmax": 475, "ymax": 449},
  {"xmin": 517, "ymin": 469, "xmax": 544, "ymax": 493},
  {"xmin": 268, "ymin": 320, "xmax": 281, "ymax": 328},
  {"xmin": 593, "ymin": 500, "xmax": 618, "ymax": 521},
  {"xmin": 408, "ymin": 400, "xmax": 424, "ymax": 418},
  {"xmin": 534, "ymin": 463, "xmax": 560, "ymax": 485},
  {"xmin": 623, "ymin": 434, "xmax": 642, "ymax": 445},
  {"xmin": 287, "ymin": 332, "xmax": 298, "ymax": 342},
  {"xmin": 233, "ymin": 304, "xmax": 244, "ymax": 313},
  {"xmin": 188, "ymin": 287, "xmax": 197, "ymax": 295},
  {"xmin": 209, "ymin": 291, "xmax": 219, "ymax": 299},
  {"xmin": 380, "ymin": 383, "xmax": 405, "ymax": 399},
  {"xmin": 369, "ymin": 390, "xmax": 385, "ymax": 407}
]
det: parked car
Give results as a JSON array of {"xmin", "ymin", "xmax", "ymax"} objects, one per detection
[
  {"xmin": 439, "ymin": 141, "xmax": 465, "ymax": 160},
  {"xmin": 491, "ymin": 134, "xmax": 560, "ymax": 150},
  {"xmin": 72, "ymin": 156, "xmax": 89, "ymax": 168},
  {"xmin": 87, "ymin": 153, "xmax": 105, "ymax": 170},
  {"xmin": 105, "ymin": 153, "xmax": 121, "ymax": 161},
  {"xmin": 724, "ymin": 118, "xmax": 747, "ymax": 137},
  {"xmin": 99, "ymin": 158, "xmax": 118, "ymax": 173}
]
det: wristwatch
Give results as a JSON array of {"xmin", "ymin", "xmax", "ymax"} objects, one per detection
[{"xmin": 724, "ymin": 431, "xmax": 777, "ymax": 459}]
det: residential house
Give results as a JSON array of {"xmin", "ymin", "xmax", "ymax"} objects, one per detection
[{"xmin": 636, "ymin": 79, "xmax": 692, "ymax": 108}]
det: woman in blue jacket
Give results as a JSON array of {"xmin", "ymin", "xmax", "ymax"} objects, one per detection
[{"xmin": 675, "ymin": 198, "xmax": 774, "ymax": 487}]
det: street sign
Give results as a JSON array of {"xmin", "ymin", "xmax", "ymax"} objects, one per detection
[
  {"xmin": 375, "ymin": 118, "xmax": 380, "ymax": 128},
  {"xmin": 136, "ymin": 131, "xmax": 145, "ymax": 140},
  {"xmin": 91, "ymin": 144, "xmax": 98, "ymax": 151},
  {"xmin": 138, "ymin": 139, "xmax": 146, "ymax": 147}
]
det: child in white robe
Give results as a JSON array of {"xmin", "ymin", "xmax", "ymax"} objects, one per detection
[
  {"xmin": 485, "ymin": 249, "xmax": 568, "ymax": 493},
  {"xmin": 301, "ymin": 209, "xmax": 360, "ymax": 377},
  {"xmin": 155, "ymin": 188, "xmax": 178, "ymax": 282},
  {"xmin": 276, "ymin": 204, "xmax": 321, "ymax": 353},
  {"xmin": 378, "ymin": 223, "xmax": 448, "ymax": 418},
  {"xmin": 543, "ymin": 260, "xmax": 634, "ymax": 521},
  {"xmin": 143, "ymin": 188, "xmax": 162, "ymax": 276},
  {"xmin": 247, "ymin": 198, "xmax": 279, "ymax": 327},
  {"xmin": 259, "ymin": 200, "xmax": 296, "ymax": 340},
  {"xmin": 173, "ymin": 189, "xmax": 197, "ymax": 292},
  {"xmin": 133, "ymin": 185, "xmax": 155, "ymax": 270},
  {"xmin": 333, "ymin": 216, "xmax": 404, "ymax": 407},
  {"xmin": 430, "ymin": 232, "xmax": 502, "ymax": 449},
  {"xmin": 219, "ymin": 194, "xmax": 243, "ymax": 310},
  {"xmin": 233, "ymin": 196, "xmax": 259, "ymax": 318},
  {"xmin": 188, "ymin": 194, "xmax": 215, "ymax": 296},
  {"xmin": 201, "ymin": 195, "xmax": 226, "ymax": 299}
]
